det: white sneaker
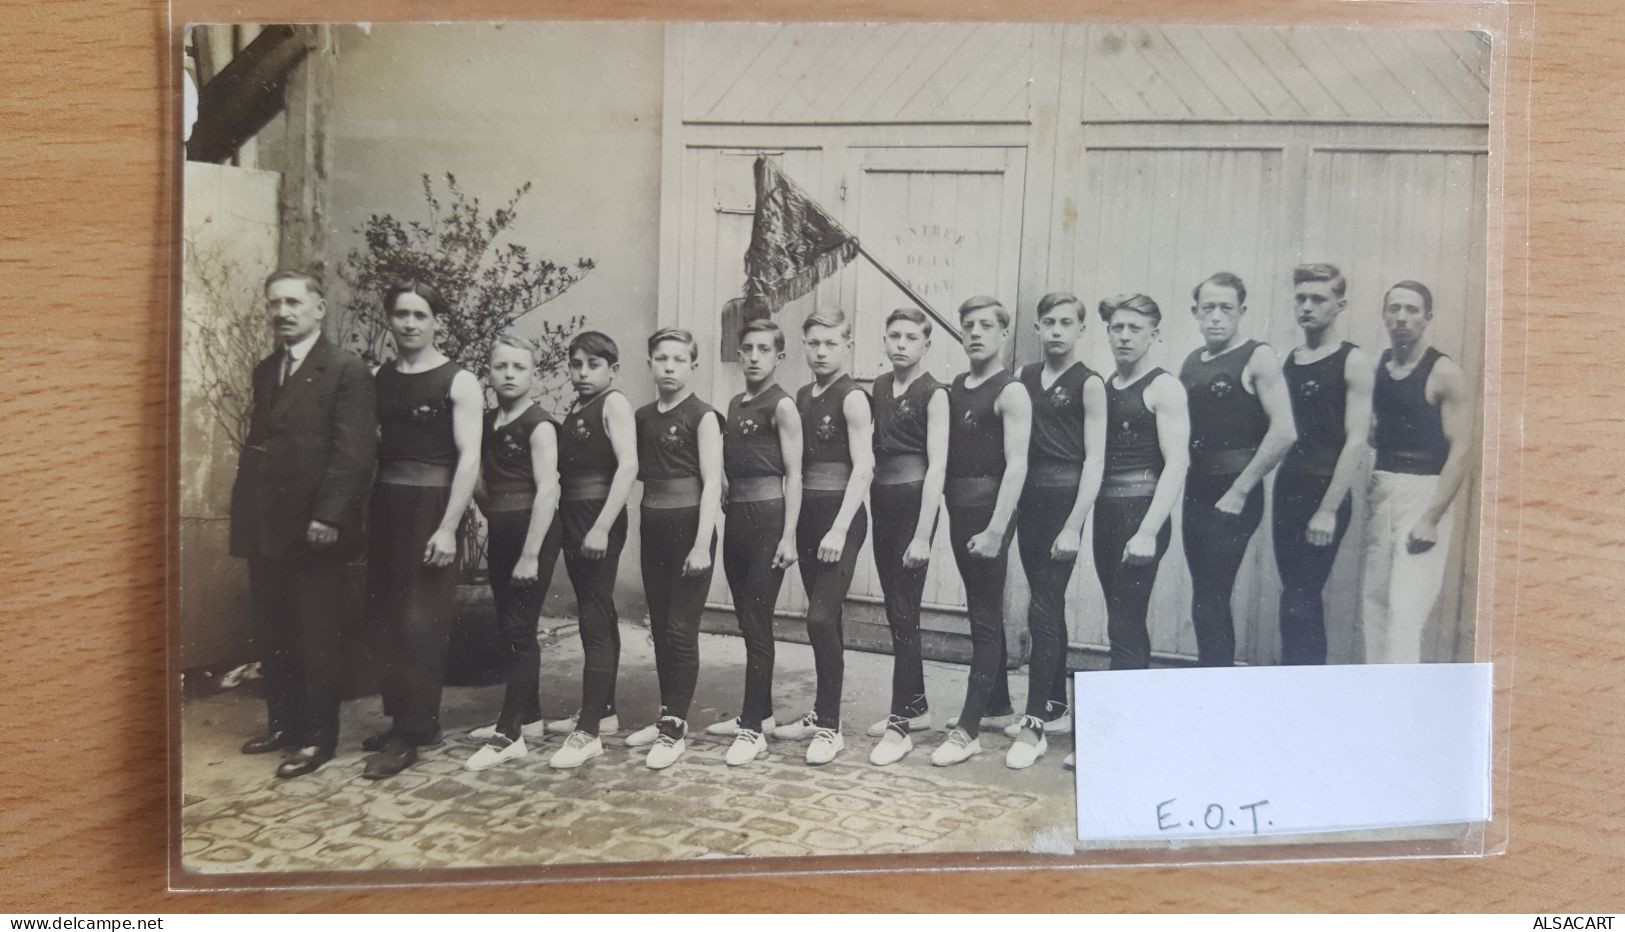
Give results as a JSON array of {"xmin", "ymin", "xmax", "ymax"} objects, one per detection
[
  {"xmin": 469, "ymin": 719, "xmax": 547, "ymax": 741},
  {"xmin": 465, "ymin": 735, "xmax": 528, "ymax": 771},
  {"xmin": 725, "ymin": 729, "xmax": 769, "ymax": 766},
  {"xmin": 625, "ymin": 723, "xmax": 660, "ymax": 747},
  {"xmin": 931, "ymin": 728, "xmax": 982, "ymax": 766},
  {"xmin": 546, "ymin": 711, "xmax": 619, "ymax": 736},
  {"xmin": 706, "ymin": 714, "xmax": 776, "ymax": 737},
  {"xmin": 547, "ymin": 731, "xmax": 603, "ymax": 769},
  {"xmin": 865, "ymin": 712, "xmax": 930, "ymax": 737},
  {"xmin": 947, "ymin": 712, "xmax": 1015, "ymax": 731},
  {"xmin": 772, "ymin": 711, "xmax": 820, "ymax": 741},
  {"xmin": 645, "ymin": 734, "xmax": 686, "ymax": 770},
  {"xmin": 868, "ymin": 729, "xmax": 912, "ymax": 766},
  {"xmin": 1063, "ymin": 752, "xmax": 1076, "ymax": 771},
  {"xmin": 806, "ymin": 727, "xmax": 844, "ymax": 765},
  {"xmin": 1004, "ymin": 716, "xmax": 1048, "ymax": 770},
  {"xmin": 1002, "ymin": 712, "xmax": 1073, "ymax": 738}
]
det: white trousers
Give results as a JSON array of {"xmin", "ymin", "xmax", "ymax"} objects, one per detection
[{"xmin": 1361, "ymin": 470, "xmax": 1455, "ymax": 664}]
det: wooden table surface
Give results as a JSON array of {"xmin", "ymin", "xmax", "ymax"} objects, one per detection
[{"xmin": 3, "ymin": 0, "xmax": 1619, "ymax": 913}]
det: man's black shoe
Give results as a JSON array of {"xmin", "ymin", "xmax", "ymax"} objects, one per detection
[
  {"xmin": 275, "ymin": 747, "xmax": 334, "ymax": 779},
  {"xmin": 241, "ymin": 731, "xmax": 297, "ymax": 755},
  {"xmin": 362, "ymin": 738, "xmax": 418, "ymax": 780},
  {"xmin": 361, "ymin": 728, "xmax": 443, "ymax": 752}
]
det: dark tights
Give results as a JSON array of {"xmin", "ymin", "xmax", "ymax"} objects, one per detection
[{"xmin": 795, "ymin": 492, "xmax": 867, "ymax": 729}]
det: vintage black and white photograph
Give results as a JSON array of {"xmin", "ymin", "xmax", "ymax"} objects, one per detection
[{"xmin": 176, "ymin": 20, "xmax": 1493, "ymax": 875}]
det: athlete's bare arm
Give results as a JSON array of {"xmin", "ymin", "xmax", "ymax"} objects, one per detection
[
  {"xmin": 583, "ymin": 391, "xmax": 639, "ymax": 560},
  {"xmin": 773, "ymin": 396, "xmax": 803, "ymax": 570},
  {"xmin": 1128, "ymin": 374, "xmax": 1189, "ymax": 565},
  {"xmin": 426, "ymin": 369, "xmax": 485, "ymax": 567},
  {"xmin": 1308, "ymin": 347, "xmax": 1373, "ymax": 546},
  {"xmin": 1410, "ymin": 356, "xmax": 1472, "ymax": 553},
  {"xmin": 1053, "ymin": 374, "xmax": 1107, "ymax": 562},
  {"xmin": 686, "ymin": 412, "xmax": 724, "ymax": 576},
  {"xmin": 818, "ymin": 391, "xmax": 874, "ymax": 563},
  {"xmin": 967, "ymin": 381, "xmax": 1031, "ymax": 559},
  {"xmin": 1217, "ymin": 344, "xmax": 1297, "ymax": 514},
  {"xmin": 904, "ymin": 388, "xmax": 950, "ymax": 570}
]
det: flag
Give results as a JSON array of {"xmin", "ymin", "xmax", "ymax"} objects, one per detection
[{"xmin": 742, "ymin": 156, "xmax": 859, "ymax": 317}]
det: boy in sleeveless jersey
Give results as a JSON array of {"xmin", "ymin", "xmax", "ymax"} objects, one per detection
[
  {"xmin": 1007, "ymin": 292, "xmax": 1106, "ymax": 770},
  {"xmin": 708, "ymin": 318, "xmax": 802, "ymax": 766},
  {"xmin": 464, "ymin": 335, "xmax": 564, "ymax": 771},
  {"xmin": 1095, "ymin": 294, "xmax": 1189, "ymax": 675},
  {"xmin": 932, "ymin": 296, "xmax": 1032, "ymax": 767},
  {"xmin": 548, "ymin": 332, "xmax": 639, "ymax": 769},
  {"xmin": 865, "ymin": 307, "xmax": 950, "ymax": 766},
  {"xmin": 623, "ymin": 328, "xmax": 724, "ymax": 770},
  {"xmin": 1178, "ymin": 273, "xmax": 1297, "ymax": 667},
  {"xmin": 772, "ymin": 309, "xmax": 874, "ymax": 765},
  {"xmin": 1274, "ymin": 264, "xmax": 1373, "ymax": 664},
  {"xmin": 1361, "ymin": 281, "xmax": 1471, "ymax": 664}
]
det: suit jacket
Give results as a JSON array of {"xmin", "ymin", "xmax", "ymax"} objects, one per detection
[{"xmin": 230, "ymin": 335, "xmax": 378, "ymax": 562}]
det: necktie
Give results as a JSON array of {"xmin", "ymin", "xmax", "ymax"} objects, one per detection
[{"xmin": 280, "ymin": 349, "xmax": 295, "ymax": 387}]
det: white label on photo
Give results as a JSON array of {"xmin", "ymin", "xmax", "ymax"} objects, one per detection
[{"xmin": 1073, "ymin": 663, "xmax": 1493, "ymax": 843}]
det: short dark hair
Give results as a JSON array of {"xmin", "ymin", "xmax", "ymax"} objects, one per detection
[
  {"xmin": 1193, "ymin": 272, "xmax": 1247, "ymax": 307},
  {"xmin": 958, "ymin": 295, "xmax": 1010, "ymax": 328},
  {"xmin": 884, "ymin": 306, "xmax": 933, "ymax": 339},
  {"xmin": 1035, "ymin": 292, "xmax": 1084, "ymax": 321},
  {"xmin": 739, "ymin": 317, "xmax": 785, "ymax": 353},
  {"xmin": 647, "ymin": 327, "xmax": 699, "ymax": 358},
  {"xmin": 1098, "ymin": 293, "xmax": 1162, "ymax": 327},
  {"xmin": 1293, "ymin": 263, "xmax": 1347, "ymax": 298},
  {"xmin": 263, "ymin": 269, "xmax": 324, "ymax": 300},
  {"xmin": 569, "ymin": 330, "xmax": 620, "ymax": 365},
  {"xmin": 384, "ymin": 280, "xmax": 449, "ymax": 318},
  {"xmin": 1384, "ymin": 280, "xmax": 1434, "ymax": 315}
]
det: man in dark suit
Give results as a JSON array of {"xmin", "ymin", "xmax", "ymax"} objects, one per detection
[{"xmin": 229, "ymin": 269, "xmax": 377, "ymax": 778}]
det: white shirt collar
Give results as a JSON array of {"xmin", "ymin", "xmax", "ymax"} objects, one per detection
[{"xmin": 283, "ymin": 330, "xmax": 320, "ymax": 363}]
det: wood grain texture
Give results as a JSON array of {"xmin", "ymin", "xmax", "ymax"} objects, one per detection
[{"xmin": 1, "ymin": 0, "xmax": 1617, "ymax": 912}]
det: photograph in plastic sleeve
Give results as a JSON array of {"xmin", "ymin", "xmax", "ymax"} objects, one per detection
[{"xmin": 176, "ymin": 18, "xmax": 1500, "ymax": 879}]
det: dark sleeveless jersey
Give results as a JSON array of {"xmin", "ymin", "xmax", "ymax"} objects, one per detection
[
  {"xmin": 376, "ymin": 358, "xmax": 462, "ymax": 467},
  {"xmin": 1180, "ymin": 340, "xmax": 1270, "ymax": 469},
  {"xmin": 1020, "ymin": 361, "xmax": 1097, "ymax": 464},
  {"xmin": 635, "ymin": 393, "xmax": 718, "ymax": 481},
  {"xmin": 1105, "ymin": 368, "xmax": 1167, "ymax": 476},
  {"xmin": 798, "ymin": 374, "xmax": 866, "ymax": 467},
  {"xmin": 1282, "ymin": 341, "xmax": 1356, "ymax": 476},
  {"xmin": 483, "ymin": 404, "xmax": 556, "ymax": 492},
  {"xmin": 1373, "ymin": 346, "xmax": 1450, "ymax": 475},
  {"xmin": 723, "ymin": 384, "xmax": 789, "ymax": 480},
  {"xmin": 558, "ymin": 389, "xmax": 622, "ymax": 480},
  {"xmin": 947, "ymin": 369, "xmax": 1015, "ymax": 480},
  {"xmin": 872, "ymin": 371, "xmax": 944, "ymax": 458}
]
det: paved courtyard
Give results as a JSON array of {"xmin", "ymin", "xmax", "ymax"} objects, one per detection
[{"xmin": 180, "ymin": 625, "xmax": 1080, "ymax": 875}]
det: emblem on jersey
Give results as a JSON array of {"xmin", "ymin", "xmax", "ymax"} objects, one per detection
[
  {"xmin": 814, "ymin": 414, "xmax": 838, "ymax": 443},
  {"xmin": 405, "ymin": 399, "xmax": 449, "ymax": 425},
  {"xmin": 1296, "ymin": 378, "xmax": 1322, "ymax": 400},
  {"xmin": 960, "ymin": 409, "xmax": 980, "ymax": 432},
  {"xmin": 569, "ymin": 416, "xmax": 593, "ymax": 443},
  {"xmin": 896, "ymin": 398, "xmax": 915, "ymax": 421},
  {"xmin": 737, "ymin": 416, "xmax": 760, "ymax": 436},
  {"xmin": 498, "ymin": 430, "xmax": 528, "ymax": 459},
  {"xmin": 659, "ymin": 423, "xmax": 688, "ymax": 451},
  {"xmin": 1208, "ymin": 374, "xmax": 1237, "ymax": 399},
  {"xmin": 1049, "ymin": 384, "xmax": 1072, "ymax": 409}
]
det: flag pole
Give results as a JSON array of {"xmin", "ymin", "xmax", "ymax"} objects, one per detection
[
  {"xmin": 852, "ymin": 242, "xmax": 963, "ymax": 344},
  {"xmin": 764, "ymin": 155, "xmax": 963, "ymax": 344}
]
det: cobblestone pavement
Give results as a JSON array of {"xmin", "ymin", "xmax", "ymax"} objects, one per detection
[{"xmin": 182, "ymin": 627, "xmax": 1079, "ymax": 874}]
